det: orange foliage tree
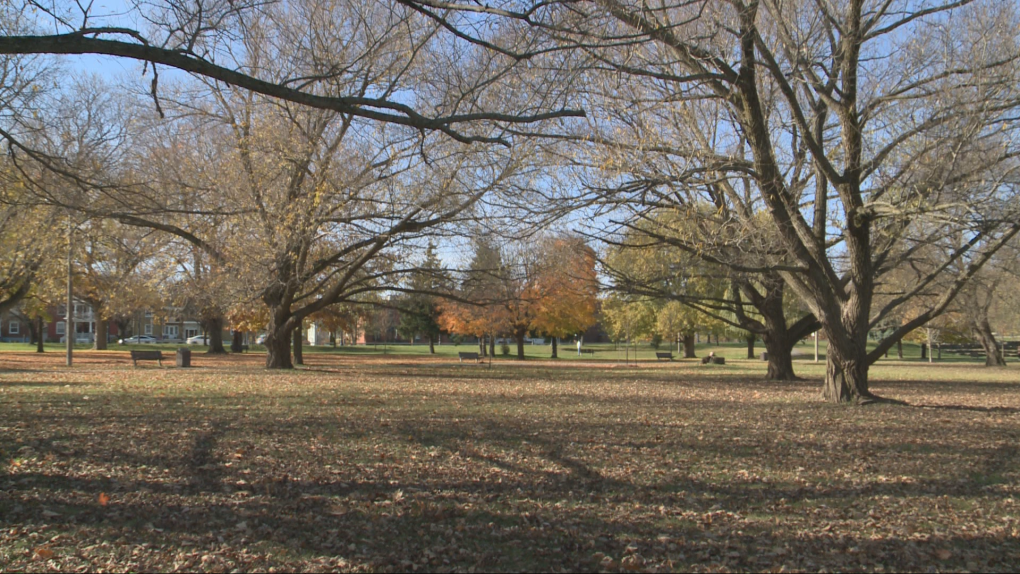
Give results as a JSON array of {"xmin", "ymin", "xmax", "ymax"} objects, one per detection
[
  {"xmin": 439, "ymin": 238, "xmax": 507, "ymax": 357},
  {"xmin": 441, "ymin": 234, "xmax": 597, "ymax": 359},
  {"xmin": 530, "ymin": 236, "xmax": 598, "ymax": 358}
]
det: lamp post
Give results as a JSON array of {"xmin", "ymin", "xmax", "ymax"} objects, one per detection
[{"xmin": 66, "ymin": 217, "xmax": 74, "ymax": 367}]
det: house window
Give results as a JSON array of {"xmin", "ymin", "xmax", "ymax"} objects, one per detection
[
  {"xmin": 8, "ymin": 320, "xmax": 18, "ymax": 335},
  {"xmin": 56, "ymin": 321, "xmax": 66, "ymax": 335},
  {"xmin": 144, "ymin": 324, "xmax": 153, "ymax": 335},
  {"xmin": 75, "ymin": 304, "xmax": 90, "ymax": 318}
]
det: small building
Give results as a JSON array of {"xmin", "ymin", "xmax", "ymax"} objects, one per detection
[{"xmin": 42, "ymin": 303, "xmax": 120, "ymax": 343}]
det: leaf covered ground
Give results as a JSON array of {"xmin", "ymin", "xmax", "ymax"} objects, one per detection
[{"xmin": 1, "ymin": 351, "xmax": 1019, "ymax": 572}]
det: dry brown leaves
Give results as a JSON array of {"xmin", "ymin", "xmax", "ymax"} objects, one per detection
[{"xmin": 0, "ymin": 351, "xmax": 1018, "ymax": 572}]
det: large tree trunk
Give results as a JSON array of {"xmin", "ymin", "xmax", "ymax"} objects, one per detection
[
  {"xmin": 551, "ymin": 337, "xmax": 558, "ymax": 359},
  {"xmin": 26, "ymin": 315, "xmax": 38, "ymax": 344},
  {"xmin": 973, "ymin": 319, "xmax": 1007, "ymax": 367},
  {"xmin": 822, "ymin": 354, "xmax": 871, "ymax": 403},
  {"xmin": 682, "ymin": 334, "xmax": 696, "ymax": 358},
  {"xmin": 820, "ymin": 322, "xmax": 875, "ymax": 404},
  {"xmin": 489, "ymin": 336, "xmax": 495, "ymax": 358},
  {"xmin": 920, "ymin": 343, "xmax": 927, "ymax": 360},
  {"xmin": 745, "ymin": 334, "xmax": 755, "ymax": 359},
  {"xmin": 734, "ymin": 275, "xmax": 806, "ymax": 381},
  {"xmin": 515, "ymin": 327, "xmax": 526, "ymax": 360},
  {"xmin": 35, "ymin": 314, "xmax": 44, "ymax": 350},
  {"xmin": 265, "ymin": 331, "xmax": 292, "ymax": 368},
  {"xmin": 428, "ymin": 334, "xmax": 435, "ymax": 354},
  {"xmin": 479, "ymin": 337, "xmax": 486, "ymax": 357},
  {"xmin": 896, "ymin": 339, "xmax": 903, "ymax": 359},
  {"xmin": 762, "ymin": 333, "xmax": 797, "ymax": 381},
  {"xmin": 264, "ymin": 314, "xmax": 293, "ymax": 368},
  {"xmin": 230, "ymin": 330, "xmax": 244, "ymax": 353},
  {"xmin": 205, "ymin": 316, "xmax": 227, "ymax": 354},
  {"xmin": 292, "ymin": 327, "xmax": 304, "ymax": 366},
  {"xmin": 94, "ymin": 319, "xmax": 108, "ymax": 350}
]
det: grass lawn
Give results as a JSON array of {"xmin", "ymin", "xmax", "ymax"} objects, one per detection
[{"xmin": 1, "ymin": 350, "xmax": 1018, "ymax": 572}]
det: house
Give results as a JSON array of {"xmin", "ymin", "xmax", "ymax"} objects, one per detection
[
  {"xmin": 0, "ymin": 312, "xmax": 30, "ymax": 343},
  {"xmin": 43, "ymin": 302, "xmax": 120, "ymax": 343},
  {"xmin": 118, "ymin": 308, "xmax": 202, "ymax": 342},
  {"xmin": 1, "ymin": 302, "xmax": 208, "ymax": 344}
]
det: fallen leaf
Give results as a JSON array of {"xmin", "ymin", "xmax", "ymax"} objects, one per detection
[
  {"xmin": 935, "ymin": 549, "xmax": 952, "ymax": 560},
  {"xmin": 98, "ymin": 493, "xmax": 110, "ymax": 506},
  {"xmin": 34, "ymin": 547, "xmax": 54, "ymax": 560}
]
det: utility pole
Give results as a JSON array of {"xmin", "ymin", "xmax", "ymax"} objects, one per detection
[
  {"xmin": 66, "ymin": 217, "xmax": 74, "ymax": 367},
  {"xmin": 814, "ymin": 332, "xmax": 819, "ymax": 363}
]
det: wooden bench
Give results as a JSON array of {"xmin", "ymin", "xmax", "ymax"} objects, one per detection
[
  {"xmin": 130, "ymin": 350, "xmax": 164, "ymax": 367},
  {"xmin": 579, "ymin": 348, "xmax": 595, "ymax": 355},
  {"xmin": 458, "ymin": 352, "xmax": 481, "ymax": 363},
  {"xmin": 655, "ymin": 352, "xmax": 673, "ymax": 361}
]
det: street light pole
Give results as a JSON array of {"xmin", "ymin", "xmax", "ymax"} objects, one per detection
[{"xmin": 65, "ymin": 217, "xmax": 73, "ymax": 367}]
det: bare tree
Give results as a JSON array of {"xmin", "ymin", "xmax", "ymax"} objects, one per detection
[
  {"xmin": 953, "ymin": 238, "xmax": 1020, "ymax": 366},
  {"xmin": 600, "ymin": 211, "xmax": 818, "ymax": 379},
  {"xmin": 9, "ymin": 0, "xmax": 563, "ymax": 369},
  {"xmin": 442, "ymin": 0, "xmax": 1020, "ymax": 402},
  {"xmin": 0, "ymin": 0, "xmax": 581, "ymax": 145}
]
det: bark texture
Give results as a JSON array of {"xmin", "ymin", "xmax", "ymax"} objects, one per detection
[
  {"xmin": 94, "ymin": 319, "xmax": 108, "ymax": 350},
  {"xmin": 205, "ymin": 316, "xmax": 227, "ymax": 354},
  {"xmin": 292, "ymin": 327, "xmax": 304, "ymax": 366},
  {"xmin": 514, "ymin": 327, "xmax": 526, "ymax": 360},
  {"xmin": 974, "ymin": 319, "xmax": 1007, "ymax": 367},
  {"xmin": 682, "ymin": 334, "xmax": 696, "ymax": 358},
  {"xmin": 822, "ymin": 353, "xmax": 872, "ymax": 404},
  {"xmin": 230, "ymin": 330, "xmax": 244, "ymax": 353},
  {"xmin": 264, "ymin": 325, "xmax": 293, "ymax": 369},
  {"xmin": 762, "ymin": 334, "xmax": 797, "ymax": 381}
]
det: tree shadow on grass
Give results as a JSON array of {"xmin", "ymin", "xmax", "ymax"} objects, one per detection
[
  {"xmin": 5, "ymin": 462, "xmax": 1020, "ymax": 572},
  {"xmin": 5, "ymin": 374, "xmax": 1020, "ymax": 572},
  {"xmin": 0, "ymin": 377, "xmax": 89, "ymax": 384}
]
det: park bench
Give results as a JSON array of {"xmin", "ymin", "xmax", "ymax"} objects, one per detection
[
  {"xmin": 130, "ymin": 350, "xmax": 164, "ymax": 367},
  {"xmin": 579, "ymin": 348, "xmax": 596, "ymax": 356},
  {"xmin": 458, "ymin": 352, "xmax": 481, "ymax": 363},
  {"xmin": 655, "ymin": 352, "xmax": 673, "ymax": 361}
]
